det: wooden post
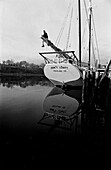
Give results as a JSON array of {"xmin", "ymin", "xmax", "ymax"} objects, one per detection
[{"xmin": 98, "ymin": 60, "xmax": 111, "ymax": 87}]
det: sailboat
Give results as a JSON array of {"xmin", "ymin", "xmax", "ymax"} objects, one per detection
[
  {"xmin": 39, "ymin": 0, "xmax": 96, "ymax": 87},
  {"xmin": 39, "ymin": 40, "xmax": 83, "ymax": 87}
]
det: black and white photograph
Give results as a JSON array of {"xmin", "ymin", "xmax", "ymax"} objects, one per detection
[{"xmin": 0, "ymin": 0, "xmax": 111, "ymax": 169}]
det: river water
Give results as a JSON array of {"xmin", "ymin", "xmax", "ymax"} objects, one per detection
[
  {"xmin": 0, "ymin": 76, "xmax": 83, "ymax": 168},
  {"xmin": 0, "ymin": 76, "xmax": 111, "ymax": 168}
]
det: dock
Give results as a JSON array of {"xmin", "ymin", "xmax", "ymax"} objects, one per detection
[{"xmin": 79, "ymin": 60, "xmax": 111, "ymax": 160}]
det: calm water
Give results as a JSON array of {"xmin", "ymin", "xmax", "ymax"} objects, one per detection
[
  {"xmin": 0, "ymin": 76, "xmax": 82, "ymax": 135},
  {"xmin": 0, "ymin": 77, "xmax": 54, "ymax": 134},
  {"xmin": 0, "ymin": 76, "xmax": 83, "ymax": 168},
  {"xmin": 1, "ymin": 76, "xmax": 110, "ymax": 168}
]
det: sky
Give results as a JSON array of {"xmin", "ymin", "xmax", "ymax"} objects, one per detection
[{"xmin": 0, "ymin": 0, "xmax": 111, "ymax": 65}]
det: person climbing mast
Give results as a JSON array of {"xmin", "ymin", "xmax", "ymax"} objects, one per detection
[{"xmin": 41, "ymin": 30, "xmax": 48, "ymax": 47}]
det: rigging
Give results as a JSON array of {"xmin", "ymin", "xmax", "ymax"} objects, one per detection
[{"xmin": 83, "ymin": 0, "xmax": 100, "ymax": 67}]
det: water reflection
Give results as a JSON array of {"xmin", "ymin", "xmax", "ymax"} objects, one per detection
[
  {"xmin": 1, "ymin": 77, "xmax": 110, "ymax": 168},
  {"xmin": 0, "ymin": 76, "xmax": 82, "ymax": 136},
  {"xmin": 43, "ymin": 86, "xmax": 82, "ymax": 117},
  {"xmin": 0, "ymin": 76, "xmax": 53, "ymax": 88},
  {"xmin": 38, "ymin": 86, "xmax": 82, "ymax": 135}
]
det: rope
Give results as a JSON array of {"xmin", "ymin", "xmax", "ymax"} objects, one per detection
[
  {"xmin": 55, "ymin": 2, "xmax": 72, "ymax": 46},
  {"xmin": 92, "ymin": 12, "xmax": 100, "ymax": 64},
  {"xmin": 91, "ymin": 33, "xmax": 96, "ymax": 65},
  {"xmin": 83, "ymin": 0, "xmax": 100, "ymax": 66},
  {"xmin": 82, "ymin": 19, "xmax": 88, "ymax": 47},
  {"xmin": 65, "ymin": 4, "xmax": 74, "ymax": 50}
]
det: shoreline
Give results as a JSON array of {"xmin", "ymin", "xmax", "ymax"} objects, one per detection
[{"xmin": 0, "ymin": 72, "xmax": 44, "ymax": 77}]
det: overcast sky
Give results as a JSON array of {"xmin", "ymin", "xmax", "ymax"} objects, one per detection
[{"xmin": 0, "ymin": 0, "xmax": 111, "ymax": 64}]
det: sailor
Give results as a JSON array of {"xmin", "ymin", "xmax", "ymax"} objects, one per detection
[{"xmin": 42, "ymin": 30, "xmax": 48, "ymax": 47}]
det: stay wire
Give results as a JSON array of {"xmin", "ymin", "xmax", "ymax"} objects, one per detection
[
  {"xmin": 55, "ymin": 1, "xmax": 72, "ymax": 46},
  {"xmin": 83, "ymin": 0, "xmax": 100, "ymax": 65},
  {"xmin": 66, "ymin": 5, "xmax": 74, "ymax": 50}
]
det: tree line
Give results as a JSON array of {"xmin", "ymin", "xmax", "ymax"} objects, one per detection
[{"xmin": 0, "ymin": 60, "xmax": 45, "ymax": 75}]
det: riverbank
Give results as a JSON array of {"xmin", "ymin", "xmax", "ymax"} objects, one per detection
[{"xmin": 0, "ymin": 72, "xmax": 44, "ymax": 77}]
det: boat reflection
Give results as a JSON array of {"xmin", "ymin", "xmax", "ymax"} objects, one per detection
[
  {"xmin": 43, "ymin": 86, "xmax": 82, "ymax": 117},
  {"xmin": 38, "ymin": 86, "xmax": 82, "ymax": 134}
]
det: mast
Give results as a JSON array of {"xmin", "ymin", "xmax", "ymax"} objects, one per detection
[
  {"xmin": 88, "ymin": 0, "xmax": 92, "ymax": 70},
  {"xmin": 78, "ymin": 0, "xmax": 81, "ymax": 67}
]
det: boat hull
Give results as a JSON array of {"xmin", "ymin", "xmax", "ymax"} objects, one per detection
[{"xmin": 44, "ymin": 63, "xmax": 83, "ymax": 86}]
